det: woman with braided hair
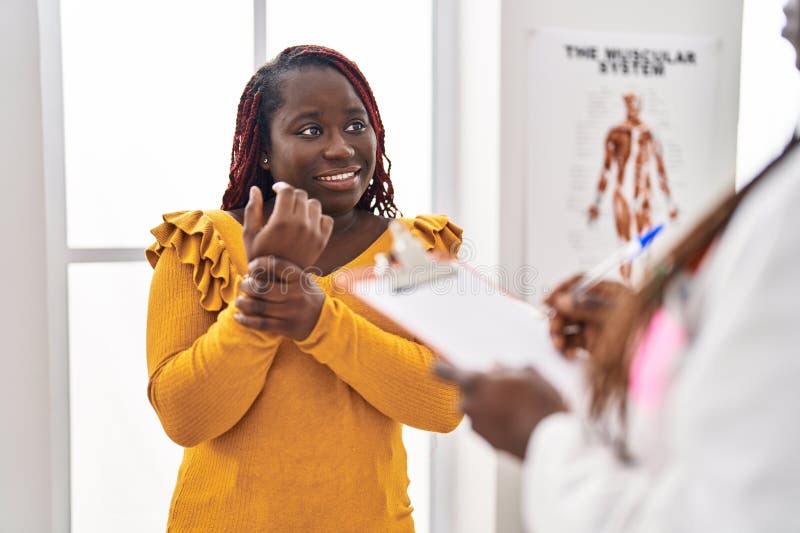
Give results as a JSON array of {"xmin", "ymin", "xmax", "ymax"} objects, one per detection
[{"xmin": 145, "ymin": 45, "xmax": 462, "ymax": 531}]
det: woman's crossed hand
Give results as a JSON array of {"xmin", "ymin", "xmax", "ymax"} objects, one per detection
[
  {"xmin": 237, "ymin": 182, "xmax": 332, "ymax": 339},
  {"xmin": 234, "ymin": 255, "xmax": 325, "ymax": 341},
  {"xmin": 243, "ymin": 182, "xmax": 333, "ymax": 269}
]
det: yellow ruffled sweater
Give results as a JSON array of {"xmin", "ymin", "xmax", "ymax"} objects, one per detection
[{"xmin": 145, "ymin": 210, "xmax": 463, "ymax": 532}]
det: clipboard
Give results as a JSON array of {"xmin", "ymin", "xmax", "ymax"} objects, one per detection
[{"xmin": 339, "ymin": 221, "xmax": 582, "ymax": 398}]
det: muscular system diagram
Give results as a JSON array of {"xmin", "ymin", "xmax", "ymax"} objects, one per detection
[{"xmin": 588, "ymin": 93, "xmax": 679, "ymax": 279}]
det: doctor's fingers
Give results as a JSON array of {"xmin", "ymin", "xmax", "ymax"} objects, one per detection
[
  {"xmin": 543, "ymin": 274, "xmax": 583, "ymax": 307},
  {"xmin": 433, "ymin": 361, "xmax": 480, "ymax": 391},
  {"xmin": 550, "ymin": 292, "xmax": 610, "ymax": 324}
]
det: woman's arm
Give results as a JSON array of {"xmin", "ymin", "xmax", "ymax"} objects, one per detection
[
  {"xmin": 234, "ymin": 256, "xmax": 462, "ymax": 433},
  {"xmin": 235, "ymin": 214, "xmax": 465, "ymax": 432},
  {"xmin": 294, "ymin": 294, "xmax": 463, "ymax": 432},
  {"xmin": 146, "ymin": 247, "xmax": 282, "ymax": 447}
]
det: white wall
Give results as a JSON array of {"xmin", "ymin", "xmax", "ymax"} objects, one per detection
[{"xmin": 0, "ymin": 0, "xmax": 53, "ymax": 531}]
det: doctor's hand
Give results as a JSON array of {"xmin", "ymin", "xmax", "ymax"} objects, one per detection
[
  {"xmin": 243, "ymin": 183, "xmax": 334, "ymax": 268},
  {"xmin": 434, "ymin": 364, "xmax": 567, "ymax": 460},
  {"xmin": 545, "ymin": 275, "xmax": 630, "ymax": 359}
]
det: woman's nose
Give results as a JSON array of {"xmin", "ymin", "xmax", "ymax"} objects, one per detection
[{"xmin": 323, "ymin": 132, "xmax": 355, "ymax": 160}]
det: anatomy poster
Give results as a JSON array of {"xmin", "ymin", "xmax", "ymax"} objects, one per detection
[{"xmin": 525, "ymin": 28, "xmax": 725, "ymax": 292}]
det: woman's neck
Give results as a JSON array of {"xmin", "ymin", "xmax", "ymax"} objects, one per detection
[{"xmin": 328, "ymin": 209, "xmax": 361, "ymax": 237}]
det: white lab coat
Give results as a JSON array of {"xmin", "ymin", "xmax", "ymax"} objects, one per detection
[{"xmin": 522, "ymin": 145, "xmax": 800, "ymax": 533}]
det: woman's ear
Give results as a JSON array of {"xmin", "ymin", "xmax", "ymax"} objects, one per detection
[{"xmin": 258, "ymin": 152, "xmax": 270, "ymax": 171}]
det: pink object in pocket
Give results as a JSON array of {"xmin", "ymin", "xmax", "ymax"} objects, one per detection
[{"xmin": 629, "ymin": 308, "xmax": 687, "ymax": 409}]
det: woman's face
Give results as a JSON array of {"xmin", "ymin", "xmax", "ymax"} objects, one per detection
[{"xmin": 264, "ymin": 66, "xmax": 377, "ymax": 216}]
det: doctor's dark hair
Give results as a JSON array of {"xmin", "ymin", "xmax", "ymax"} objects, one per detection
[
  {"xmin": 590, "ymin": 139, "xmax": 799, "ymax": 457},
  {"xmin": 220, "ymin": 45, "xmax": 397, "ymax": 217}
]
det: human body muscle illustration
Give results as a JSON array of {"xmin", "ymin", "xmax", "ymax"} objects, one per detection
[{"xmin": 588, "ymin": 93, "xmax": 678, "ymax": 279}]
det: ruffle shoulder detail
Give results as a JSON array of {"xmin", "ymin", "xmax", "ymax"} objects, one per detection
[
  {"xmin": 405, "ymin": 214, "xmax": 463, "ymax": 256},
  {"xmin": 145, "ymin": 210, "xmax": 237, "ymax": 312}
]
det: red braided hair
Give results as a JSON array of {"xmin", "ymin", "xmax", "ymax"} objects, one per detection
[{"xmin": 221, "ymin": 45, "xmax": 398, "ymax": 217}]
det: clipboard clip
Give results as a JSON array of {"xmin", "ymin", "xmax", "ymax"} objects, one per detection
[{"xmin": 373, "ymin": 221, "xmax": 458, "ymax": 292}]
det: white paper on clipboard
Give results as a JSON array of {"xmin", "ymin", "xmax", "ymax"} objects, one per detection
[{"xmin": 350, "ymin": 261, "xmax": 583, "ymax": 400}]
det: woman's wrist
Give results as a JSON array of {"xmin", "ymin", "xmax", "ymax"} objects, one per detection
[{"xmin": 295, "ymin": 290, "xmax": 327, "ymax": 342}]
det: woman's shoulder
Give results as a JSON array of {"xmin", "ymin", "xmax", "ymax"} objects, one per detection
[
  {"xmin": 145, "ymin": 209, "xmax": 243, "ymax": 311},
  {"xmin": 397, "ymin": 214, "xmax": 463, "ymax": 255},
  {"xmin": 147, "ymin": 210, "xmax": 212, "ymax": 247},
  {"xmin": 145, "ymin": 210, "xmax": 240, "ymax": 260}
]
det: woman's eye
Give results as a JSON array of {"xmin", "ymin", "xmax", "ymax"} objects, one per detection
[
  {"xmin": 345, "ymin": 121, "xmax": 366, "ymax": 132},
  {"xmin": 299, "ymin": 126, "xmax": 321, "ymax": 136}
]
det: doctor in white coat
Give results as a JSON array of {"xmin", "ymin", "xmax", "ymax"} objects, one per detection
[{"xmin": 436, "ymin": 2, "xmax": 800, "ymax": 531}]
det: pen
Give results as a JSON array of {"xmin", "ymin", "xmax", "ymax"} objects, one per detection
[{"xmin": 571, "ymin": 223, "xmax": 665, "ymax": 298}]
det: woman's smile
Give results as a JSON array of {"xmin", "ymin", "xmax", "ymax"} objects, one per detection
[{"xmin": 313, "ymin": 166, "xmax": 362, "ymax": 191}]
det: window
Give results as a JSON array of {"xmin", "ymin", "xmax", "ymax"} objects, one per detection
[{"xmin": 737, "ymin": 0, "xmax": 800, "ymax": 184}]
